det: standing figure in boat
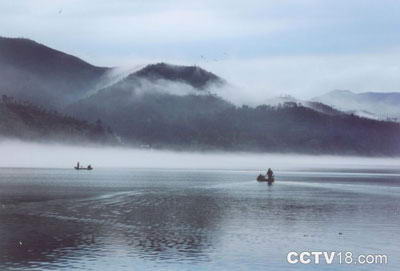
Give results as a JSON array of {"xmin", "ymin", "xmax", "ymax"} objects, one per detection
[
  {"xmin": 266, "ymin": 168, "xmax": 274, "ymax": 183},
  {"xmin": 267, "ymin": 168, "xmax": 273, "ymax": 180}
]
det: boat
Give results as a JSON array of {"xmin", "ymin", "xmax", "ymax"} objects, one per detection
[
  {"xmin": 257, "ymin": 174, "xmax": 274, "ymax": 184},
  {"xmin": 74, "ymin": 162, "xmax": 93, "ymax": 170}
]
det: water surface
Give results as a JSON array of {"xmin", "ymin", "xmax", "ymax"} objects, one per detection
[{"xmin": 0, "ymin": 168, "xmax": 399, "ymax": 270}]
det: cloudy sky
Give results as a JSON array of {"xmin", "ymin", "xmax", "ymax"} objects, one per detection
[{"xmin": 1, "ymin": 0, "xmax": 400, "ymax": 100}]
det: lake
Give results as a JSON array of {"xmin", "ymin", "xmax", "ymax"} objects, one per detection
[{"xmin": 0, "ymin": 167, "xmax": 399, "ymax": 270}]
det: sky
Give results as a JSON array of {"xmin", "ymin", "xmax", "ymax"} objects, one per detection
[{"xmin": 1, "ymin": 0, "xmax": 400, "ymax": 99}]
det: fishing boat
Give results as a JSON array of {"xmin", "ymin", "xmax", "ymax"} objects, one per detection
[
  {"xmin": 257, "ymin": 168, "xmax": 275, "ymax": 184},
  {"xmin": 256, "ymin": 174, "xmax": 274, "ymax": 184},
  {"xmin": 74, "ymin": 162, "xmax": 93, "ymax": 170}
]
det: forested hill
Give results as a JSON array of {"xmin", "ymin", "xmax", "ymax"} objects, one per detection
[
  {"xmin": 211, "ymin": 103, "xmax": 400, "ymax": 156},
  {"xmin": 134, "ymin": 63, "xmax": 224, "ymax": 89},
  {"xmin": 0, "ymin": 96, "xmax": 116, "ymax": 144},
  {"xmin": 68, "ymin": 88, "xmax": 400, "ymax": 156}
]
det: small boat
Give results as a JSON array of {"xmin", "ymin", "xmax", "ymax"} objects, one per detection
[
  {"xmin": 257, "ymin": 174, "xmax": 274, "ymax": 184},
  {"xmin": 74, "ymin": 162, "xmax": 93, "ymax": 170}
]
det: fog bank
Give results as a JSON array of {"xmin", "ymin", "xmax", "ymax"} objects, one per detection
[{"xmin": 1, "ymin": 140, "xmax": 400, "ymax": 170}]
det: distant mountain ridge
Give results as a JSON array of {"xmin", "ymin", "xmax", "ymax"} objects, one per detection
[
  {"xmin": 313, "ymin": 90, "xmax": 400, "ymax": 121},
  {"xmin": 264, "ymin": 95, "xmax": 344, "ymax": 116}
]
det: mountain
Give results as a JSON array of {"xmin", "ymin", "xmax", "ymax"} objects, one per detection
[
  {"xmin": 0, "ymin": 95, "xmax": 116, "ymax": 144},
  {"xmin": 68, "ymin": 90, "xmax": 400, "ymax": 155},
  {"xmin": 2, "ymin": 37, "xmax": 400, "ymax": 155},
  {"xmin": 66, "ymin": 72, "xmax": 232, "ymax": 147},
  {"xmin": 66, "ymin": 61, "xmax": 229, "ymax": 146},
  {"xmin": 0, "ymin": 37, "xmax": 109, "ymax": 108},
  {"xmin": 264, "ymin": 95, "xmax": 344, "ymax": 116},
  {"xmin": 67, "ymin": 81, "xmax": 400, "ymax": 155},
  {"xmin": 313, "ymin": 90, "xmax": 400, "ymax": 121},
  {"xmin": 135, "ymin": 63, "xmax": 224, "ymax": 89},
  {"xmin": 0, "ymin": 37, "xmax": 224, "ymax": 108}
]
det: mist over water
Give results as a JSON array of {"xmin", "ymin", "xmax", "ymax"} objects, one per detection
[{"xmin": 2, "ymin": 140, "xmax": 400, "ymax": 170}]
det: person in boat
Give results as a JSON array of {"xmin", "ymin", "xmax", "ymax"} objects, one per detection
[
  {"xmin": 87, "ymin": 164, "xmax": 92, "ymax": 170},
  {"xmin": 267, "ymin": 168, "xmax": 274, "ymax": 180}
]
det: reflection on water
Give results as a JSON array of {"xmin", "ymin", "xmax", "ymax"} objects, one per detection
[{"xmin": 0, "ymin": 168, "xmax": 399, "ymax": 270}]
